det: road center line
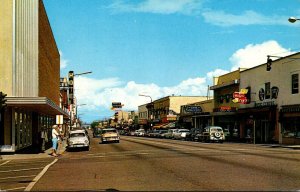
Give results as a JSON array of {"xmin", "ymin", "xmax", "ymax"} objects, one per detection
[
  {"xmin": 2, "ymin": 186, "xmax": 26, "ymax": 191},
  {"xmin": 0, "ymin": 167, "xmax": 44, "ymax": 173}
]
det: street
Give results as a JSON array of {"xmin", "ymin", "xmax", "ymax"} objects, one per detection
[
  {"xmin": 29, "ymin": 134, "xmax": 300, "ymax": 191},
  {"xmin": 1, "ymin": 133, "xmax": 299, "ymax": 191}
]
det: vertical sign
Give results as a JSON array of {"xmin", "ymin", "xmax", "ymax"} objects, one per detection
[{"xmin": 68, "ymin": 71, "xmax": 74, "ymax": 104}]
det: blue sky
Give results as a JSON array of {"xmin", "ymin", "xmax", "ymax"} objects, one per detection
[{"xmin": 43, "ymin": 0, "xmax": 300, "ymax": 123}]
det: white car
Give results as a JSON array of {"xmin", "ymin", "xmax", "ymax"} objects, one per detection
[
  {"xmin": 67, "ymin": 130, "xmax": 90, "ymax": 151},
  {"xmin": 173, "ymin": 129, "xmax": 190, "ymax": 140},
  {"xmin": 197, "ymin": 126, "xmax": 225, "ymax": 143},
  {"xmin": 134, "ymin": 129, "xmax": 145, "ymax": 136}
]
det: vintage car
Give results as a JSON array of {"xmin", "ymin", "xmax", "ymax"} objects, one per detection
[
  {"xmin": 67, "ymin": 129, "xmax": 90, "ymax": 151},
  {"xmin": 173, "ymin": 129, "xmax": 190, "ymax": 140},
  {"xmin": 99, "ymin": 128, "xmax": 120, "ymax": 144},
  {"xmin": 196, "ymin": 126, "xmax": 225, "ymax": 143}
]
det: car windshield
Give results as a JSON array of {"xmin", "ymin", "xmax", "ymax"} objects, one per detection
[
  {"xmin": 102, "ymin": 129, "xmax": 117, "ymax": 134},
  {"xmin": 180, "ymin": 130, "xmax": 189, "ymax": 133},
  {"xmin": 70, "ymin": 133, "xmax": 85, "ymax": 137},
  {"xmin": 211, "ymin": 128, "xmax": 223, "ymax": 132}
]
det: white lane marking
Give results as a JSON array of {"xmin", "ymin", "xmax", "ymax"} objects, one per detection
[
  {"xmin": 24, "ymin": 158, "xmax": 58, "ymax": 191},
  {"xmin": 2, "ymin": 187, "xmax": 26, "ymax": 191},
  {"xmin": 0, "ymin": 167, "xmax": 43, "ymax": 173},
  {"xmin": 0, "ymin": 160, "xmax": 10, "ymax": 166},
  {"xmin": 0, "ymin": 175, "xmax": 36, "ymax": 180}
]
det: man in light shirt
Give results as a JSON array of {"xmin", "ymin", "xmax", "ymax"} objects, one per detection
[{"xmin": 51, "ymin": 125, "xmax": 59, "ymax": 157}]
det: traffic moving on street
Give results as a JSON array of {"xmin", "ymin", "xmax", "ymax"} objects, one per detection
[
  {"xmin": 1, "ymin": 1, "xmax": 300, "ymax": 192},
  {"xmin": 1, "ymin": 130, "xmax": 299, "ymax": 191}
]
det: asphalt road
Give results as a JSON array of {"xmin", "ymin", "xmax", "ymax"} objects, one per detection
[{"xmin": 26, "ymin": 135, "xmax": 299, "ymax": 191}]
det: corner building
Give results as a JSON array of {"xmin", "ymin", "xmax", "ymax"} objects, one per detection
[
  {"xmin": 0, "ymin": 0, "xmax": 68, "ymax": 152},
  {"xmin": 239, "ymin": 52, "xmax": 300, "ymax": 144}
]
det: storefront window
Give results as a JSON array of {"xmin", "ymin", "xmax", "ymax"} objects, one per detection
[{"xmin": 282, "ymin": 117, "xmax": 300, "ymax": 138}]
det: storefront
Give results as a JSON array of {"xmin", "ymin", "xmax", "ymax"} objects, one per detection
[
  {"xmin": 212, "ymin": 107, "xmax": 239, "ymax": 141},
  {"xmin": 192, "ymin": 112, "xmax": 212, "ymax": 130},
  {"xmin": 238, "ymin": 104, "xmax": 278, "ymax": 144},
  {"xmin": 280, "ymin": 105, "xmax": 300, "ymax": 145},
  {"xmin": 0, "ymin": 97, "xmax": 69, "ymax": 152}
]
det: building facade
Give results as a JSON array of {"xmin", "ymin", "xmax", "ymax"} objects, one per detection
[
  {"xmin": 240, "ymin": 52, "xmax": 300, "ymax": 144},
  {"xmin": 150, "ymin": 96, "xmax": 209, "ymax": 127},
  {"xmin": 0, "ymin": 0, "xmax": 68, "ymax": 152},
  {"xmin": 210, "ymin": 69, "xmax": 245, "ymax": 141},
  {"xmin": 180, "ymin": 99, "xmax": 214, "ymax": 130}
]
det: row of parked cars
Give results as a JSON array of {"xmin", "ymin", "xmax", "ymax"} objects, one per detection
[{"xmin": 128, "ymin": 126, "xmax": 225, "ymax": 143}]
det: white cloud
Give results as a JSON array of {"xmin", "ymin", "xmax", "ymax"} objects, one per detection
[
  {"xmin": 229, "ymin": 40, "xmax": 294, "ymax": 71},
  {"xmin": 74, "ymin": 75, "xmax": 213, "ymax": 117},
  {"xmin": 108, "ymin": 0, "xmax": 203, "ymax": 15},
  {"xmin": 202, "ymin": 10, "xmax": 292, "ymax": 27},
  {"xmin": 59, "ymin": 50, "xmax": 69, "ymax": 69}
]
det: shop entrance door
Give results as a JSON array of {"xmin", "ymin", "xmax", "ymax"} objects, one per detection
[{"xmin": 256, "ymin": 120, "xmax": 270, "ymax": 143}]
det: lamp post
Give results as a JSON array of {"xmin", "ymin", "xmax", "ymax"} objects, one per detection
[
  {"xmin": 288, "ymin": 17, "xmax": 300, "ymax": 23},
  {"xmin": 139, "ymin": 94, "xmax": 153, "ymax": 128},
  {"xmin": 138, "ymin": 94, "xmax": 152, "ymax": 102},
  {"xmin": 68, "ymin": 71, "xmax": 92, "ymax": 129}
]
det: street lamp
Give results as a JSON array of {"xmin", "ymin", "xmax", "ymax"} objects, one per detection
[
  {"xmin": 74, "ymin": 71, "xmax": 92, "ymax": 76},
  {"xmin": 288, "ymin": 17, "xmax": 300, "ymax": 23},
  {"xmin": 139, "ymin": 94, "xmax": 154, "ymax": 128},
  {"xmin": 138, "ymin": 94, "xmax": 152, "ymax": 102}
]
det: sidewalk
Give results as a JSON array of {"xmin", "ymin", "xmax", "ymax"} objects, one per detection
[{"xmin": 0, "ymin": 139, "xmax": 67, "ymax": 160}]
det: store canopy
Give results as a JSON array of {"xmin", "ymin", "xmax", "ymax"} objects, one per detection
[
  {"xmin": 6, "ymin": 97, "xmax": 69, "ymax": 118},
  {"xmin": 153, "ymin": 122, "xmax": 177, "ymax": 129},
  {"xmin": 152, "ymin": 123, "xmax": 169, "ymax": 129}
]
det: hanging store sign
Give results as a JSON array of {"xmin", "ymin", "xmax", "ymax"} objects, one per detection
[{"xmin": 232, "ymin": 88, "xmax": 250, "ymax": 104}]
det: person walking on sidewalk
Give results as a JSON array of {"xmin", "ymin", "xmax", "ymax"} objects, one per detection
[{"xmin": 51, "ymin": 125, "xmax": 59, "ymax": 157}]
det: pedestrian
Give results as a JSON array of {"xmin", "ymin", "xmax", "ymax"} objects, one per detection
[{"xmin": 51, "ymin": 125, "xmax": 59, "ymax": 157}]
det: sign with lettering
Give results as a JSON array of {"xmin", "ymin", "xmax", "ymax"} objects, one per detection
[
  {"xmin": 183, "ymin": 105, "xmax": 202, "ymax": 113},
  {"xmin": 232, "ymin": 88, "xmax": 250, "ymax": 104},
  {"xmin": 258, "ymin": 85, "xmax": 279, "ymax": 101},
  {"xmin": 112, "ymin": 102, "xmax": 123, "ymax": 109}
]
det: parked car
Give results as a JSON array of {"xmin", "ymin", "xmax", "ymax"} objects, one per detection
[
  {"xmin": 190, "ymin": 128, "xmax": 202, "ymax": 141},
  {"xmin": 173, "ymin": 129, "xmax": 190, "ymax": 140},
  {"xmin": 148, "ymin": 129, "xmax": 162, "ymax": 138},
  {"xmin": 67, "ymin": 130, "xmax": 90, "ymax": 151},
  {"xmin": 134, "ymin": 129, "xmax": 145, "ymax": 136},
  {"xmin": 70, "ymin": 127, "xmax": 90, "ymax": 141},
  {"xmin": 164, "ymin": 129, "xmax": 178, "ymax": 139},
  {"xmin": 196, "ymin": 126, "xmax": 225, "ymax": 143},
  {"xmin": 99, "ymin": 128, "xmax": 120, "ymax": 144},
  {"xmin": 158, "ymin": 129, "xmax": 168, "ymax": 138}
]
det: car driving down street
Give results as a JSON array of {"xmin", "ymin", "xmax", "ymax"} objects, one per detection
[{"xmin": 99, "ymin": 128, "xmax": 120, "ymax": 144}]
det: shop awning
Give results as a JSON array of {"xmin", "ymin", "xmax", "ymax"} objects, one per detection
[
  {"xmin": 6, "ymin": 97, "xmax": 69, "ymax": 118},
  {"xmin": 152, "ymin": 123, "xmax": 169, "ymax": 129}
]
